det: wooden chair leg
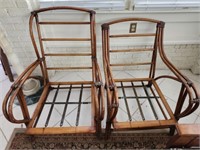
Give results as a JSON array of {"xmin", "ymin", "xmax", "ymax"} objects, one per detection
[
  {"xmin": 0, "ymin": 47, "xmax": 14, "ymax": 82},
  {"xmin": 1, "ymin": 61, "xmax": 7, "ymax": 75},
  {"xmin": 169, "ymin": 126, "xmax": 176, "ymax": 135},
  {"xmin": 95, "ymin": 120, "xmax": 102, "ymax": 138},
  {"xmin": 105, "ymin": 121, "xmax": 112, "ymax": 139}
]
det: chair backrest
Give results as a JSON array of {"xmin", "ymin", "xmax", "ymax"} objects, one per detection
[
  {"xmin": 29, "ymin": 6, "xmax": 97, "ymax": 82},
  {"xmin": 102, "ymin": 18, "xmax": 165, "ymax": 79}
]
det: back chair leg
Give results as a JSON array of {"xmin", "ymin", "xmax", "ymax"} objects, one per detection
[{"xmin": 169, "ymin": 126, "xmax": 176, "ymax": 135}]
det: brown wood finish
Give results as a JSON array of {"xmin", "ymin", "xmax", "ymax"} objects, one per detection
[
  {"xmin": 26, "ymin": 126, "xmax": 96, "ymax": 134},
  {"xmin": 45, "ymin": 53, "xmax": 92, "ymax": 56},
  {"xmin": 27, "ymin": 84, "xmax": 50, "ymax": 128},
  {"xmin": 109, "ymin": 33, "xmax": 156, "ymax": 38},
  {"xmin": 113, "ymin": 119, "xmax": 176, "ymax": 130},
  {"xmin": 167, "ymin": 124, "xmax": 200, "ymax": 148},
  {"xmin": 49, "ymin": 81, "xmax": 92, "ymax": 85},
  {"xmin": 2, "ymin": 6, "xmax": 104, "ymax": 137},
  {"xmin": 114, "ymin": 78, "xmax": 152, "ymax": 82},
  {"xmin": 42, "ymin": 38, "xmax": 91, "ymax": 41},
  {"xmin": 109, "ymin": 48, "xmax": 154, "ymax": 53},
  {"xmin": 2, "ymin": 8, "xmax": 199, "ymax": 140},
  {"xmin": 16, "ymin": 89, "xmax": 31, "ymax": 127},
  {"xmin": 110, "ymin": 62, "xmax": 152, "ymax": 67},
  {"xmin": 2, "ymin": 60, "xmax": 41, "ymax": 122},
  {"xmin": 0, "ymin": 47, "xmax": 14, "ymax": 82},
  {"xmin": 151, "ymin": 80, "xmax": 175, "ymax": 120},
  {"xmin": 102, "ymin": 17, "xmax": 200, "ymax": 139},
  {"xmin": 3, "ymin": 60, "xmax": 41, "ymax": 124},
  {"xmin": 46, "ymin": 66, "xmax": 92, "ymax": 70},
  {"xmin": 39, "ymin": 21, "xmax": 90, "ymax": 25}
]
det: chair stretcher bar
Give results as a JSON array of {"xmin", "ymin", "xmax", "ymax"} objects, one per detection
[
  {"xmin": 110, "ymin": 48, "xmax": 154, "ymax": 53},
  {"xmin": 110, "ymin": 62, "xmax": 152, "ymax": 67},
  {"xmin": 47, "ymin": 67, "xmax": 92, "ymax": 70}
]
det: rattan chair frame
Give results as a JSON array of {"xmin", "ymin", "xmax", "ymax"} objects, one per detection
[
  {"xmin": 101, "ymin": 18, "xmax": 200, "ymax": 138},
  {"xmin": 3, "ymin": 6, "xmax": 104, "ymax": 136}
]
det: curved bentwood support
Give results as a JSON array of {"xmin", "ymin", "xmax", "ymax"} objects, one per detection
[
  {"xmin": 3, "ymin": 6, "xmax": 104, "ymax": 136},
  {"xmin": 102, "ymin": 18, "xmax": 200, "ymax": 138}
]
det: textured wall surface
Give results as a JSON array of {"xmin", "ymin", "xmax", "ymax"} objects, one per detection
[{"xmin": 0, "ymin": 0, "xmax": 199, "ymax": 75}]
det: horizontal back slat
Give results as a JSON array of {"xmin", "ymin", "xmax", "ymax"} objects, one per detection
[
  {"xmin": 45, "ymin": 53, "xmax": 92, "ymax": 56},
  {"xmin": 109, "ymin": 33, "xmax": 156, "ymax": 38},
  {"xmin": 42, "ymin": 38, "xmax": 91, "ymax": 41},
  {"xmin": 39, "ymin": 21, "xmax": 90, "ymax": 25}
]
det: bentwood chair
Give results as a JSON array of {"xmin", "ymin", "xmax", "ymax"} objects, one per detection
[
  {"xmin": 101, "ymin": 18, "xmax": 200, "ymax": 138},
  {"xmin": 3, "ymin": 6, "xmax": 104, "ymax": 136}
]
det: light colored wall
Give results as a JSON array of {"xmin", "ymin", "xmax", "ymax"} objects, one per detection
[{"xmin": 0, "ymin": 0, "xmax": 199, "ymax": 75}]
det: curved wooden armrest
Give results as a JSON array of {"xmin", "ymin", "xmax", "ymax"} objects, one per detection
[
  {"xmin": 157, "ymin": 26, "xmax": 200, "ymax": 119},
  {"xmin": 101, "ymin": 26, "xmax": 119, "ymax": 122},
  {"xmin": 177, "ymin": 81, "xmax": 199, "ymax": 118},
  {"xmin": 106, "ymin": 87, "xmax": 119, "ymax": 122},
  {"xmin": 103, "ymin": 59, "xmax": 119, "ymax": 122},
  {"xmin": 12, "ymin": 59, "xmax": 41, "ymax": 87},
  {"xmin": 105, "ymin": 62, "xmax": 119, "ymax": 122},
  {"xmin": 155, "ymin": 75, "xmax": 200, "ymax": 101},
  {"xmin": 154, "ymin": 75, "xmax": 199, "ymax": 118},
  {"xmin": 93, "ymin": 60, "xmax": 105, "ymax": 121},
  {"xmin": 2, "ymin": 59, "xmax": 41, "ymax": 124}
]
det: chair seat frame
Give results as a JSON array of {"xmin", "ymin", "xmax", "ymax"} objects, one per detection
[{"xmin": 101, "ymin": 18, "xmax": 200, "ymax": 138}]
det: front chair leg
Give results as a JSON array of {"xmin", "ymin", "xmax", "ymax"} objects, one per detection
[
  {"xmin": 169, "ymin": 126, "xmax": 176, "ymax": 135},
  {"xmin": 147, "ymin": 80, "xmax": 153, "ymax": 87},
  {"xmin": 105, "ymin": 121, "xmax": 112, "ymax": 140},
  {"xmin": 95, "ymin": 120, "xmax": 102, "ymax": 139}
]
